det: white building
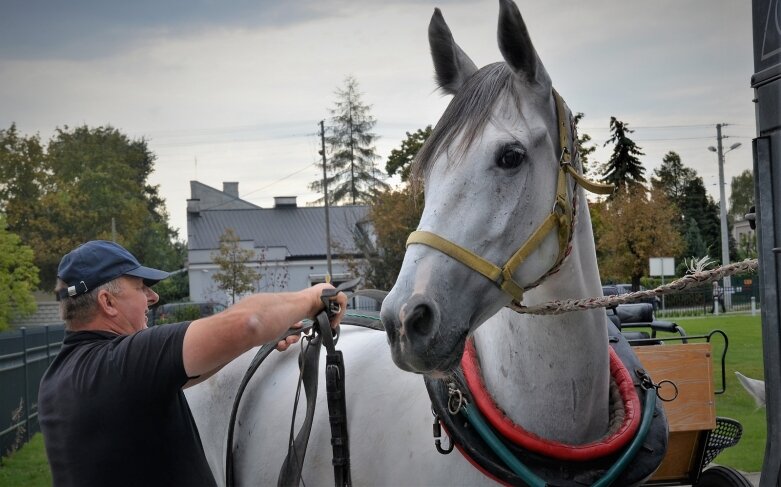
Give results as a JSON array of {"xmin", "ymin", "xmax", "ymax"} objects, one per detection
[{"xmin": 186, "ymin": 181, "xmax": 369, "ymax": 304}]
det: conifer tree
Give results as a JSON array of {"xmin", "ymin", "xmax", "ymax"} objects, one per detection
[
  {"xmin": 310, "ymin": 76, "xmax": 389, "ymax": 205},
  {"xmin": 600, "ymin": 117, "xmax": 646, "ymax": 196}
]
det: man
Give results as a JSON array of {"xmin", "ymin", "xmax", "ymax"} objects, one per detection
[
  {"xmin": 711, "ymin": 281, "xmax": 726, "ymax": 313},
  {"xmin": 38, "ymin": 240, "xmax": 346, "ymax": 487}
]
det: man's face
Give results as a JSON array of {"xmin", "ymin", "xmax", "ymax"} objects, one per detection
[{"xmin": 112, "ymin": 276, "xmax": 160, "ymax": 332}]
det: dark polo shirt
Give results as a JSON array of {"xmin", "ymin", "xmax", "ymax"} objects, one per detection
[{"xmin": 38, "ymin": 321, "xmax": 217, "ymax": 487}]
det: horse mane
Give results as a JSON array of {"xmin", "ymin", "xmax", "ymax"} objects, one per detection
[{"xmin": 412, "ymin": 62, "xmax": 522, "ymax": 182}]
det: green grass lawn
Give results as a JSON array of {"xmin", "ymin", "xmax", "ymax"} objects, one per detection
[
  {"xmin": 0, "ymin": 433, "xmax": 51, "ymax": 487},
  {"xmin": 0, "ymin": 313, "xmax": 767, "ymax": 481},
  {"xmin": 670, "ymin": 313, "xmax": 766, "ymax": 473}
]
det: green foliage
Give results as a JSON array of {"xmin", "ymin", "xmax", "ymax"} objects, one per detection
[
  {"xmin": 350, "ymin": 187, "xmax": 423, "ymax": 290},
  {"xmin": 0, "ymin": 217, "xmax": 39, "ymax": 331},
  {"xmin": 385, "ymin": 126, "xmax": 432, "ymax": 182},
  {"xmin": 156, "ymin": 304, "xmax": 202, "ymax": 325},
  {"xmin": 651, "ymin": 151, "xmax": 696, "ymax": 207},
  {"xmin": 729, "ymin": 170, "xmax": 754, "ymax": 222},
  {"xmin": 309, "ymin": 76, "xmax": 389, "ymax": 205},
  {"xmin": 0, "ymin": 124, "xmax": 183, "ymax": 290},
  {"xmin": 0, "ymin": 433, "xmax": 51, "ymax": 487},
  {"xmin": 683, "ymin": 217, "xmax": 709, "ymax": 261},
  {"xmin": 679, "ymin": 177, "xmax": 722, "ymax": 262},
  {"xmin": 211, "ymin": 228, "xmax": 259, "ymax": 304},
  {"xmin": 573, "ymin": 113, "xmax": 596, "ymax": 176},
  {"xmin": 600, "ymin": 117, "xmax": 646, "ymax": 196},
  {"xmin": 596, "ymin": 187, "xmax": 683, "ymax": 287},
  {"xmin": 737, "ymin": 232, "xmax": 757, "ymax": 260}
]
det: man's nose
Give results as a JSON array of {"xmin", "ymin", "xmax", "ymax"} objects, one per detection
[{"xmin": 145, "ymin": 287, "xmax": 160, "ymax": 305}]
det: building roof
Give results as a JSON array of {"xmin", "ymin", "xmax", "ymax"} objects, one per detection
[{"xmin": 187, "ymin": 205, "xmax": 370, "ymax": 258}]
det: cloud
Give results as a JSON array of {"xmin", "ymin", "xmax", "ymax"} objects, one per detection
[{"xmin": 1, "ymin": 0, "xmax": 473, "ymax": 61}]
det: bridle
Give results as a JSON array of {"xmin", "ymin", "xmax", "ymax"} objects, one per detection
[{"xmin": 406, "ymin": 90, "xmax": 614, "ymax": 304}]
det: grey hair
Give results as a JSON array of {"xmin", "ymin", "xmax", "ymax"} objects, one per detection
[
  {"xmin": 412, "ymin": 62, "xmax": 522, "ymax": 183},
  {"xmin": 56, "ymin": 278, "xmax": 124, "ymax": 328}
]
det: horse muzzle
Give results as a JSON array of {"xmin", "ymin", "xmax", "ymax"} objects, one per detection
[{"xmin": 380, "ymin": 292, "xmax": 466, "ymax": 374}]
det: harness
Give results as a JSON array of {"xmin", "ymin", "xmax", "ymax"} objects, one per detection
[
  {"xmin": 426, "ymin": 321, "xmax": 669, "ymax": 486},
  {"xmin": 406, "ymin": 90, "xmax": 614, "ymax": 304},
  {"xmin": 224, "ymin": 279, "xmax": 384, "ymax": 487}
]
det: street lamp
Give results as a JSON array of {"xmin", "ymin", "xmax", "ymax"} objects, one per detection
[{"xmin": 708, "ymin": 126, "xmax": 742, "ymax": 311}]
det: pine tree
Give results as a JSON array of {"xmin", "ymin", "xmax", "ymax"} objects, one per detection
[
  {"xmin": 651, "ymin": 151, "xmax": 696, "ymax": 208},
  {"xmin": 600, "ymin": 117, "xmax": 646, "ymax": 196},
  {"xmin": 679, "ymin": 177, "xmax": 721, "ymax": 260},
  {"xmin": 310, "ymin": 76, "xmax": 389, "ymax": 205},
  {"xmin": 574, "ymin": 113, "xmax": 596, "ymax": 176}
]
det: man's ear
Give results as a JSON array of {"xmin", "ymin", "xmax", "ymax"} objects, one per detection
[{"xmin": 96, "ymin": 289, "xmax": 120, "ymax": 317}]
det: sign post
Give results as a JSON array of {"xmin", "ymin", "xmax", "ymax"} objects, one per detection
[{"xmin": 649, "ymin": 257, "xmax": 675, "ymax": 312}]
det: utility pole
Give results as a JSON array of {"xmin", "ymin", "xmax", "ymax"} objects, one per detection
[
  {"xmin": 716, "ymin": 123, "xmax": 730, "ymax": 309},
  {"xmin": 709, "ymin": 123, "xmax": 742, "ymax": 310},
  {"xmin": 320, "ymin": 120, "xmax": 333, "ymax": 278}
]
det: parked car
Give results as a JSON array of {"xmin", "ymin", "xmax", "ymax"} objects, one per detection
[
  {"xmin": 602, "ymin": 284, "xmax": 660, "ymax": 310},
  {"xmin": 151, "ymin": 301, "xmax": 226, "ymax": 325}
]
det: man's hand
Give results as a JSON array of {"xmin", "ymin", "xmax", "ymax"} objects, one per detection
[{"xmin": 275, "ymin": 321, "xmax": 304, "ymax": 351}]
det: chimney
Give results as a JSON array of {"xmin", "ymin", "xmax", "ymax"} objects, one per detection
[
  {"xmin": 186, "ymin": 198, "xmax": 201, "ymax": 215},
  {"xmin": 274, "ymin": 196, "xmax": 297, "ymax": 208},
  {"xmin": 223, "ymin": 182, "xmax": 239, "ymax": 198}
]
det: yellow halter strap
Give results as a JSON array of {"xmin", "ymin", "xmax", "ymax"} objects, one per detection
[{"xmin": 406, "ymin": 90, "xmax": 614, "ymax": 303}]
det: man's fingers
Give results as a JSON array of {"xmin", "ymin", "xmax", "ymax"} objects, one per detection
[{"xmin": 276, "ymin": 333, "xmax": 301, "ymax": 352}]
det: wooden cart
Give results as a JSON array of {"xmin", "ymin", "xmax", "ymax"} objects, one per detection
[{"xmin": 610, "ymin": 304, "xmax": 752, "ymax": 486}]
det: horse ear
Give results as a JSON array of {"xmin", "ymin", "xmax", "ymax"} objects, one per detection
[
  {"xmin": 497, "ymin": 0, "xmax": 549, "ymax": 86},
  {"xmin": 429, "ymin": 8, "xmax": 478, "ymax": 95}
]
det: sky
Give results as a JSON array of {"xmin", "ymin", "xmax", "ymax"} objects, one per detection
[{"xmin": 0, "ymin": 0, "xmax": 757, "ymax": 239}]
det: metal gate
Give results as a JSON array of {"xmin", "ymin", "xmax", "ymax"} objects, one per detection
[{"xmin": 0, "ymin": 325, "xmax": 64, "ymax": 457}]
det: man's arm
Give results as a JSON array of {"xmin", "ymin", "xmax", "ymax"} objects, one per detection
[{"xmin": 181, "ymin": 284, "xmax": 346, "ymax": 380}]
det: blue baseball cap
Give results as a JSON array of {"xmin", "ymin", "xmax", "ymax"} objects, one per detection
[{"xmin": 56, "ymin": 240, "xmax": 170, "ymax": 300}]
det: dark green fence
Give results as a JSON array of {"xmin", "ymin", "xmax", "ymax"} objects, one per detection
[
  {"xmin": 0, "ymin": 325, "xmax": 64, "ymax": 457},
  {"xmin": 653, "ymin": 284, "xmax": 761, "ymax": 318}
]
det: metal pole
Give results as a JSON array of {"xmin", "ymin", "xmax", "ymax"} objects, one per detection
[
  {"xmin": 321, "ymin": 120, "xmax": 333, "ymax": 278},
  {"xmin": 21, "ymin": 327, "xmax": 30, "ymax": 443},
  {"xmin": 715, "ymin": 124, "xmax": 733, "ymax": 310}
]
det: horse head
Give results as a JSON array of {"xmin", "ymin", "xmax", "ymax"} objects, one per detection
[{"xmin": 381, "ymin": 0, "xmax": 583, "ymax": 374}]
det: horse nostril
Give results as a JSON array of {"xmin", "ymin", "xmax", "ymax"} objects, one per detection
[{"xmin": 406, "ymin": 303, "xmax": 437, "ymax": 338}]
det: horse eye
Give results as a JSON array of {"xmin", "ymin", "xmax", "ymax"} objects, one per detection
[{"xmin": 497, "ymin": 146, "xmax": 526, "ymax": 170}]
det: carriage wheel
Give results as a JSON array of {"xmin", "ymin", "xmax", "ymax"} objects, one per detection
[{"xmin": 696, "ymin": 466, "xmax": 754, "ymax": 487}]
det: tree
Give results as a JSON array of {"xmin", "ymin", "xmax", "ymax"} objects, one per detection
[
  {"xmin": 651, "ymin": 151, "xmax": 696, "ymax": 208},
  {"xmin": 0, "ymin": 124, "xmax": 48, "ymax": 228},
  {"xmin": 353, "ymin": 187, "xmax": 424, "ymax": 290},
  {"xmin": 574, "ymin": 113, "xmax": 597, "ymax": 176},
  {"xmin": 386, "ymin": 126, "xmax": 432, "ymax": 183},
  {"xmin": 597, "ymin": 187, "xmax": 683, "ymax": 289},
  {"xmin": 682, "ymin": 217, "xmax": 708, "ymax": 261},
  {"xmin": 729, "ymin": 169, "xmax": 754, "ymax": 223},
  {"xmin": 0, "ymin": 124, "xmax": 182, "ymax": 289},
  {"xmin": 600, "ymin": 117, "xmax": 646, "ymax": 196},
  {"xmin": 211, "ymin": 228, "xmax": 259, "ymax": 304},
  {"xmin": 0, "ymin": 216, "xmax": 39, "ymax": 331},
  {"xmin": 309, "ymin": 76, "xmax": 389, "ymax": 205},
  {"xmin": 678, "ymin": 177, "xmax": 722, "ymax": 261}
]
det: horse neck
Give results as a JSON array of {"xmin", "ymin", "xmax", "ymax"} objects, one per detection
[{"xmin": 472, "ymin": 193, "xmax": 611, "ymax": 444}]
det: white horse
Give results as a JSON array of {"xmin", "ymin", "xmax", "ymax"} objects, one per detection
[{"xmin": 186, "ymin": 1, "xmax": 665, "ymax": 485}]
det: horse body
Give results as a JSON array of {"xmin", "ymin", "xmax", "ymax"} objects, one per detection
[
  {"xmin": 186, "ymin": 1, "xmax": 654, "ymax": 484},
  {"xmin": 186, "ymin": 327, "xmax": 489, "ymax": 486}
]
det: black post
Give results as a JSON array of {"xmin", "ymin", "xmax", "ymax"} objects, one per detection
[
  {"xmin": 21, "ymin": 327, "xmax": 30, "ymax": 443},
  {"xmin": 751, "ymin": 0, "xmax": 781, "ymax": 483}
]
